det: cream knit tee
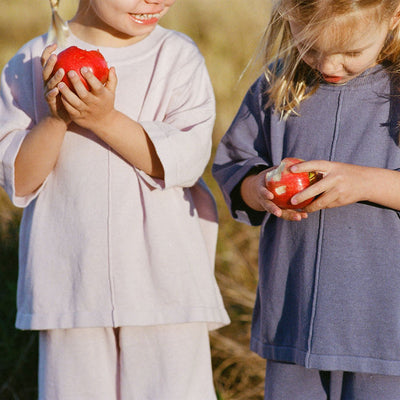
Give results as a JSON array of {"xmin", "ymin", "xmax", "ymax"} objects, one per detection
[{"xmin": 0, "ymin": 25, "xmax": 229, "ymax": 330}]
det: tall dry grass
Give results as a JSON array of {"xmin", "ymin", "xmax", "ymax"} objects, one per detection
[{"xmin": 0, "ymin": 1, "xmax": 271, "ymax": 399}]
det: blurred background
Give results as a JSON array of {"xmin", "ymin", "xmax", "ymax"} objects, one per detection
[{"xmin": 0, "ymin": 1, "xmax": 271, "ymax": 399}]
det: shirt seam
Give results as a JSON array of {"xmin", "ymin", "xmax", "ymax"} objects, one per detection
[
  {"xmin": 106, "ymin": 147, "xmax": 117, "ymax": 326},
  {"xmin": 306, "ymin": 90, "xmax": 343, "ymax": 367}
]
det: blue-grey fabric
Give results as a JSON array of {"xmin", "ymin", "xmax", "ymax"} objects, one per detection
[
  {"xmin": 212, "ymin": 65, "xmax": 400, "ymax": 375},
  {"xmin": 264, "ymin": 360, "xmax": 400, "ymax": 400}
]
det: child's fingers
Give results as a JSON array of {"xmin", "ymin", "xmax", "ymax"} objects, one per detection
[
  {"xmin": 280, "ymin": 208, "xmax": 308, "ymax": 221},
  {"xmin": 301, "ymin": 191, "xmax": 335, "ymax": 213},
  {"xmin": 41, "ymin": 44, "xmax": 58, "ymax": 82},
  {"xmin": 42, "ymin": 53, "xmax": 59, "ymax": 82},
  {"xmin": 44, "ymin": 87, "xmax": 71, "ymax": 124},
  {"xmin": 264, "ymin": 201, "xmax": 282, "ymax": 216},
  {"xmin": 80, "ymin": 68, "xmax": 107, "ymax": 93},
  {"xmin": 290, "ymin": 180, "xmax": 325, "ymax": 208},
  {"xmin": 60, "ymin": 90, "xmax": 82, "ymax": 119},
  {"xmin": 105, "ymin": 67, "xmax": 117, "ymax": 92},
  {"xmin": 41, "ymin": 43, "xmax": 57, "ymax": 68},
  {"xmin": 262, "ymin": 199, "xmax": 307, "ymax": 221},
  {"xmin": 57, "ymin": 81, "xmax": 83, "ymax": 110},
  {"xmin": 79, "ymin": 66, "xmax": 116, "ymax": 94},
  {"xmin": 66, "ymin": 70, "xmax": 91, "ymax": 98},
  {"xmin": 45, "ymin": 87, "xmax": 60, "ymax": 113},
  {"xmin": 46, "ymin": 87, "xmax": 59, "ymax": 100},
  {"xmin": 45, "ymin": 67, "xmax": 65, "ymax": 91},
  {"xmin": 290, "ymin": 159, "xmax": 329, "ymax": 175}
]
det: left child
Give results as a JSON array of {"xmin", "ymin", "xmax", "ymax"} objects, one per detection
[{"xmin": 0, "ymin": 0, "xmax": 229, "ymax": 399}]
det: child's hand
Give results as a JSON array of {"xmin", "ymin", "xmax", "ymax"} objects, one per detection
[
  {"xmin": 41, "ymin": 44, "xmax": 71, "ymax": 125},
  {"xmin": 290, "ymin": 160, "xmax": 369, "ymax": 212},
  {"xmin": 56, "ymin": 66, "xmax": 118, "ymax": 133},
  {"xmin": 240, "ymin": 169, "xmax": 309, "ymax": 221}
]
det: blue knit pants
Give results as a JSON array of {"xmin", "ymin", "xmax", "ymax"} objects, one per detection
[{"xmin": 264, "ymin": 360, "xmax": 400, "ymax": 400}]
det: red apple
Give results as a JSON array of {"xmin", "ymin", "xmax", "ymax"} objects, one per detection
[
  {"xmin": 266, "ymin": 157, "xmax": 320, "ymax": 209},
  {"xmin": 52, "ymin": 46, "xmax": 109, "ymax": 91}
]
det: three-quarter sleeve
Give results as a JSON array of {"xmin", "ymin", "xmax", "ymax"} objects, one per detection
[
  {"xmin": 0, "ymin": 43, "xmax": 48, "ymax": 207},
  {"xmin": 139, "ymin": 58, "xmax": 215, "ymax": 189},
  {"xmin": 212, "ymin": 76, "xmax": 273, "ymax": 225}
]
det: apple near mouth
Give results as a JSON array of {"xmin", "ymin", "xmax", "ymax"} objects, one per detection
[
  {"xmin": 266, "ymin": 157, "xmax": 320, "ymax": 209},
  {"xmin": 52, "ymin": 46, "xmax": 109, "ymax": 91}
]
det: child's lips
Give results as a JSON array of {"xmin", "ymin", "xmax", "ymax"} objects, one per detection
[
  {"xmin": 130, "ymin": 12, "xmax": 162, "ymax": 25},
  {"xmin": 322, "ymin": 74, "xmax": 343, "ymax": 83}
]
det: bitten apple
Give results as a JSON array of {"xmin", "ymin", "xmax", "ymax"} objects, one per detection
[
  {"xmin": 266, "ymin": 157, "xmax": 320, "ymax": 209},
  {"xmin": 52, "ymin": 46, "xmax": 109, "ymax": 91}
]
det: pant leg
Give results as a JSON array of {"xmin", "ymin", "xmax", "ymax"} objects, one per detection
[
  {"xmin": 38, "ymin": 327, "xmax": 118, "ymax": 400},
  {"xmin": 341, "ymin": 371, "xmax": 400, "ymax": 400},
  {"xmin": 264, "ymin": 360, "xmax": 328, "ymax": 400},
  {"xmin": 118, "ymin": 322, "xmax": 217, "ymax": 400}
]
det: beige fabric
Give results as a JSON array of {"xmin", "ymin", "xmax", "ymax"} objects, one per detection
[{"xmin": 39, "ymin": 323, "xmax": 217, "ymax": 400}]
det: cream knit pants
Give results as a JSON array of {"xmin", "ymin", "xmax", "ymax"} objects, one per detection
[{"xmin": 38, "ymin": 322, "xmax": 217, "ymax": 400}]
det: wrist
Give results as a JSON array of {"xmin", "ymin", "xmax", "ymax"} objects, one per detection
[
  {"xmin": 43, "ymin": 115, "xmax": 69, "ymax": 132},
  {"xmin": 240, "ymin": 174, "xmax": 264, "ymax": 211},
  {"xmin": 89, "ymin": 109, "xmax": 120, "ymax": 139}
]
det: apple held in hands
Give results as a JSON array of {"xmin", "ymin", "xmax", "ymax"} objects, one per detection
[
  {"xmin": 52, "ymin": 46, "xmax": 109, "ymax": 91},
  {"xmin": 266, "ymin": 157, "xmax": 320, "ymax": 209}
]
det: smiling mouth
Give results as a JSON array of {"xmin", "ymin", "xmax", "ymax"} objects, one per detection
[{"xmin": 130, "ymin": 13, "xmax": 162, "ymax": 24}]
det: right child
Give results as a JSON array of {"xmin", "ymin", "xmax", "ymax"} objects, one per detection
[{"xmin": 213, "ymin": 0, "xmax": 400, "ymax": 399}]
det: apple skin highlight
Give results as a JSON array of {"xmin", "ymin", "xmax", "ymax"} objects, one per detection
[{"xmin": 266, "ymin": 157, "xmax": 320, "ymax": 209}]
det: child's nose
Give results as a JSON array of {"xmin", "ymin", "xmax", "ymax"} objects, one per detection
[{"xmin": 317, "ymin": 54, "xmax": 343, "ymax": 75}]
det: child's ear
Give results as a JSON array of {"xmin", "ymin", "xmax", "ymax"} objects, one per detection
[{"xmin": 390, "ymin": 5, "xmax": 400, "ymax": 30}]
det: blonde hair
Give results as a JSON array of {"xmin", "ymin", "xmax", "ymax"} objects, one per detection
[
  {"xmin": 46, "ymin": 0, "xmax": 70, "ymax": 47},
  {"xmin": 263, "ymin": 0, "xmax": 400, "ymax": 118}
]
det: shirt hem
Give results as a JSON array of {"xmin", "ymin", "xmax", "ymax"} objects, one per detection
[
  {"xmin": 250, "ymin": 338, "xmax": 400, "ymax": 376},
  {"xmin": 15, "ymin": 307, "xmax": 230, "ymax": 332}
]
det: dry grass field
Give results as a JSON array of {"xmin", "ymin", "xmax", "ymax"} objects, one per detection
[{"xmin": 0, "ymin": 1, "xmax": 271, "ymax": 399}]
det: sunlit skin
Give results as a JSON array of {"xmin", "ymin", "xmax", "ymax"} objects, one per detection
[
  {"xmin": 240, "ymin": 5, "xmax": 400, "ymax": 221},
  {"xmin": 68, "ymin": 0, "xmax": 176, "ymax": 47},
  {"xmin": 14, "ymin": 0, "xmax": 176, "ymax": 197},
  {"xmin": 290, "ymin": 13, "xmax": 391, "ymax": 85}
]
